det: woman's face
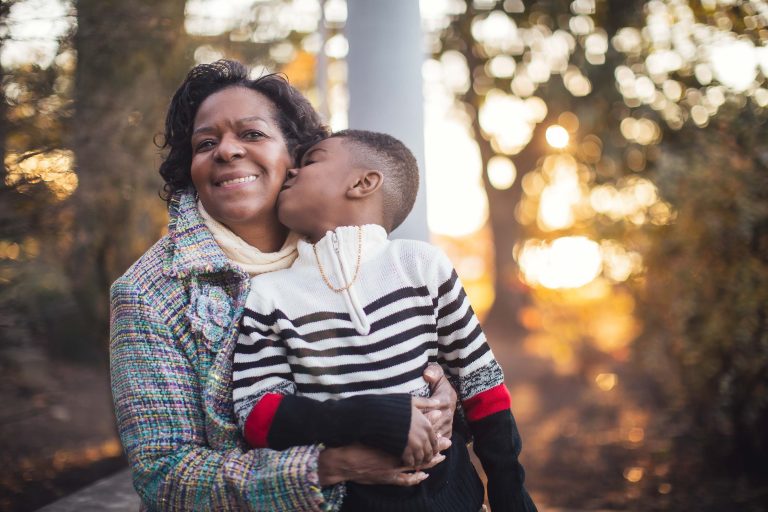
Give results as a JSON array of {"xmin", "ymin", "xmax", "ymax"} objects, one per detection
[{"xmin": 190, "ymin": 86, "xmax": 292, "ymax": 240}]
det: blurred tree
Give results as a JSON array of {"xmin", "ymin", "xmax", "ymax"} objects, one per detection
[
  {"xmin": 432, "ymin": 0, "xmax": 645, "ymax": 326},
  {"xmin": 0, "ymin": 1, "xmax": 78, "ymax": 365},
  {"xmin": 0, "ymin": 1, "xmax": 8, "ymax": 173},
  {"xmin": 67, "ymin": 0, "xmax": 327, "ymax": 355},
  {"xmin": 433, "ymin": 0, "xmax": 768, "ymax": 480},
  {"xmin": 3, "ymin": 0, "xmax": 322, "ymax": 362},
  {"xmin": 639, "ymin": 92, "xmax": 768, "ymax": 472},
  {"xmin": 611, "ymin": 0, "xmax": 768, "ymax": 474},
  {"xmin": 67, "ymin": 0, "xmax": 191, "ymax": 355}
]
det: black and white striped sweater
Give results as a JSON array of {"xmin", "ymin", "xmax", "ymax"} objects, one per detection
[{"xmin": 233, "ymin": 225, "xmax": 536, "ymax": 512}]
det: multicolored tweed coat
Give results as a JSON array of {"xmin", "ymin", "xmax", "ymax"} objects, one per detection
[{"xmin": 110, "ymin": 189, "xmax": 344, "ymax": 511}]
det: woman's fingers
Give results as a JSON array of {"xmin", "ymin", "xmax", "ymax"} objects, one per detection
[
  {"xmin": 436, "ymin": 435, "xmax": 452, "ymax": 453},
  {"xmin": 390, "ymin": 471, "xmax": 429, "ymax": 487},
  {"xmin": 416, "ymin": 452, "xmax": 447, "ymax": 470},
  {"xmin": 414, "ymin": 397, "xmax": 451, "ymax": 437},
  {"xmin": 424, "ymin": 409, "xmax": 442, "ymax": 424},
  {"xmin": 412, "ymin": 396, "xmax": 440, "ymax": 411},
  {"xmin": 427, "ymin": 420, "xmax": 439, "ymax": 456},
  {"xmin": 422, "ymin": 363, "xmax": 457, "ymax": 439},
  {"xmin": 402, "ymin": 450, "xmax": 415, "ymax": 468},
  {"xmin": 432, "ymin": 410, "xmax": 452, "ymax": 437},
  {"xmin": 416, "ymin": 404, "xmax": 450, "ymax": 437},
  {"xmin": 422, "ymin": 363, "xmax": 444, "ymax": 384}
]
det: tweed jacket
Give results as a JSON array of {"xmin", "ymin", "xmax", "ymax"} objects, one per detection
[{"xmin": 110, "ymin": 189, "xmax": 344, "ymax": 511}]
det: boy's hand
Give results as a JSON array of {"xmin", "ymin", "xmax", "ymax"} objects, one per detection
[{"xmin": 402, "ymin": 399, "xmax": 438, "ymax": 467}]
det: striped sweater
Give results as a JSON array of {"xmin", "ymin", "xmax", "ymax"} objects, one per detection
[
  {"xmin": 233, "ymin": 225, "xmax": 537, "ymax": 512},
  {"xmin": 109, "ymin": 189, "xmax": 344, "ymax": 511}
]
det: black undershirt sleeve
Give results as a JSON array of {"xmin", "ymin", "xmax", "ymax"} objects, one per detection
[
  {"xmin": 267, "ymin": 393, "xmax": 412, "ymax": 457},
  {"xmin": 471, "ymin": 410, "xmax": 538, "ymax": 512}
]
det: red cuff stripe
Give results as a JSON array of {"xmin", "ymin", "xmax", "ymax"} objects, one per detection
[
  {"xmin": 463, "ymin": 384, "xmax": 511, "ymax": 422},
  {"xmin": 243, "ymin": 393, "xmax": 284, "ymax": 448}
]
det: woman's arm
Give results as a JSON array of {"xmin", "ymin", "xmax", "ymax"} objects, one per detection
[
  {"xmin": 110, "ymin": 277, "xmax": 339, "ymax": 512},
  {"xmin": 318, "ymin": 442, "xmax": 449, "ymax": 486}
]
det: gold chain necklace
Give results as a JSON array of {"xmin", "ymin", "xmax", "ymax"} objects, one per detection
[{"xmin": 313, "ymin": 227, "xmax": 363, "ymax": 293}]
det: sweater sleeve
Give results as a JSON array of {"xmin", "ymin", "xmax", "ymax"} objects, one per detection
[
  {"xmin": 232, "ymin": 294, "xmax": 297, "ymax": 437},
  {"xmin": 110, "ymin": 277, "xmax": 340, "ymax": 512},
  {"xmin": 234, "ymin": 288, "xmax": 412, "ymax": 456},
  {"xmin": 429, "ymin": 248, "xmax": 537, "ymax": 512},
  {"xmin": 471, "ymin": 410, "xmax": 538, "ymax": 512},
  {"xmin": 266, "ymin": 393, "xmax": 412, "ymax": 457}
]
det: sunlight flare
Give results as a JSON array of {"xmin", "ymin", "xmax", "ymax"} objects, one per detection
[{"xmin": 518, "ymin": 236, "xmax": 603, "ymax": 289}]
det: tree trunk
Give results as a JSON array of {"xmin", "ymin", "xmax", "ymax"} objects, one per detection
[
  {"xmin": 68, "ymin": 0, "xmax": 190, "ymax": 355},
  {"xmin": 454, "ymin": 8, "xmax": 533, "ymax": 333}
]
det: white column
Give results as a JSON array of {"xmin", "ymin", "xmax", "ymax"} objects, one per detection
[{"xmin": 345, "ymin": 0, "xmax": 428, "ymax": 241}]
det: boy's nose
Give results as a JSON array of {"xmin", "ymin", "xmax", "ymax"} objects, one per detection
[{"xmin": 286, "ymin": 167, "xmax": 299, "ymax": 178}]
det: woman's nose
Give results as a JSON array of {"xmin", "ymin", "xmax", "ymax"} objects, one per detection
[{"xmin": 214, "ymin": 135, "xmax": 245, "ymax": 162}]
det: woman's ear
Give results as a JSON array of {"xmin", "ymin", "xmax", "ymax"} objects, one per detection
[{"xmin": 347, "ymin": 170, "xmax": 384, "ymax": 199}]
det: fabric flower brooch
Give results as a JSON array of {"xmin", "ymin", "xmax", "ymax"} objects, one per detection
[{"xmin": 188, "ymin": 283, "xmax": 234, "ymax": 351}]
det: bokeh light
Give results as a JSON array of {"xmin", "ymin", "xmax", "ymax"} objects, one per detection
[
  {"xmin": 480, "ymin": 92, "xmax": 550, "ymax": 154},
  {"xmin": 595, "ymin": 372, "xmax": 618, "ymax": 391},
  {"xmin": 545, "ymin": 124, "xmax": 570, "ymax": 148},
  {"xmin": 4, "ymin": 150, "xmax": 78, "ymax": 200},
  {"xmin": 518, "ymin": 236, "xmax": 603, "ymax": 289},
  {"xmin": 624, "ymin": 466, "xmax": 644, "ymax": 483},
  {"xmin": 1, "ymin": 0, "xmax": 73, "ymax": 68},
  {"xmin": 487, "ymin": 155, "xmax": 517, "ymax": 190}
]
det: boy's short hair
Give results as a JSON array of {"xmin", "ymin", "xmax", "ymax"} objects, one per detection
[{"xmin": 330, "ymin": 129, "xmax": 419, "ymax": 232}]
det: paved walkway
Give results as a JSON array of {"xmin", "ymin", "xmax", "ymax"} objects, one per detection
[
  {"xmin": 36, "ymin": 469, "xmax": 139, "ymax": 512},
  {"xmin": 37, "ymin": 469, "xmax": 617, "ymax": 512}
]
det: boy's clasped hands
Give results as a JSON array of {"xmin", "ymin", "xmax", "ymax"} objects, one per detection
[{"xmin": 404, "ymin": 396, "xmax": 449, "ymax": 468}]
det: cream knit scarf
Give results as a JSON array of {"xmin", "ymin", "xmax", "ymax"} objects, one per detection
[{"xmin": 198, "ymin": 201, "xmax": 299, "ymax": 277}]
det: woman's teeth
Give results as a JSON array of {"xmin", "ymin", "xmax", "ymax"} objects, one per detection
[{"xmin": 219, "ymin": 175, "xmax": 257, "ymax": 186}]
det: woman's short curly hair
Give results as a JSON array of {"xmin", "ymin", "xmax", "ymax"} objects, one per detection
[{"xmin": 158, "ymin": 59, "xmax": 329, "ymax": 202}]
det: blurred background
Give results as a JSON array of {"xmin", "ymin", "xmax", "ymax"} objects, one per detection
[{"xmin": 1, "ymin": 0, "xmax": 767, "ymax": 510}]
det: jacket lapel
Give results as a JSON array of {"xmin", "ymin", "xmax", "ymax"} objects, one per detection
[{"xmin": 164, "ymin": 189, "xmax": 251, "ymax": 447}]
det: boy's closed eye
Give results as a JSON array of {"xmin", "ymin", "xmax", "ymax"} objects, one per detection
[{"xmin": 300, "ymin": 147, "xmax": 326, "ymax": 167}]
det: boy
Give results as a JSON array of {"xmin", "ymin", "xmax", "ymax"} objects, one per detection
[{"xmin": 233, "ymin": 130, "xmax": 536, "ymax": 511}]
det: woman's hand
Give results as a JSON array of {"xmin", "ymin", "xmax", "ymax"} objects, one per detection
[
  {"xmin": 418, "ymin": 364, "xmax": 457, "ymax": 439},
  {"xmin": 318, "ymin": 443, "xmax": 448, "ymax": 487}
]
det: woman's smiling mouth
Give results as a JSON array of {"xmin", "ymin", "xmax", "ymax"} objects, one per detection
[{"xmin": 217, "ymin": 175, "xmax": 259, "ymax": 187}]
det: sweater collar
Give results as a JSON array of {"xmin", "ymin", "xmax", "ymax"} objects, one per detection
[
  {"xmin": 296, "ymin": 224, "xmax": 388, "ymax": 336},
  {"xmin": 295, "ymin": 224, "xmax": 389, "ymax": 266},
  {"xmin": 163, "ymin": 188, "xmax": 247, "ymax": 279}
]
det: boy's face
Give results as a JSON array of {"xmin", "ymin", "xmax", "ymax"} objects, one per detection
[{"xmin": 277, "ymin": 136, "xmax": 357, "ymax": 237}]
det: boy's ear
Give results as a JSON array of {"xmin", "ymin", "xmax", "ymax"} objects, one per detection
[{"xmin": 347, "ymin": 170, "xmax": 383, "ymax": 199}]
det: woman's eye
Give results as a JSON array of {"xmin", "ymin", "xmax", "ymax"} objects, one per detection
[
  {"xmin": 243, "ymin": 130, "xmax": 265, "ymax": 140},
  {"xmin": 195, "ymin": 139, "xmax": 216, "ymax": 152}
]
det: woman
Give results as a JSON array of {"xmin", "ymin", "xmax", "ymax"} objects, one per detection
[{"xmin": 110, "ymin": 59, "xmax": 457, "ymax": 511}]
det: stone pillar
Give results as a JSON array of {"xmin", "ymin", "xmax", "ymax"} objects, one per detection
[{"xmin": 345, "ymin": 0, "xmax": 428, "ymax": 241}]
